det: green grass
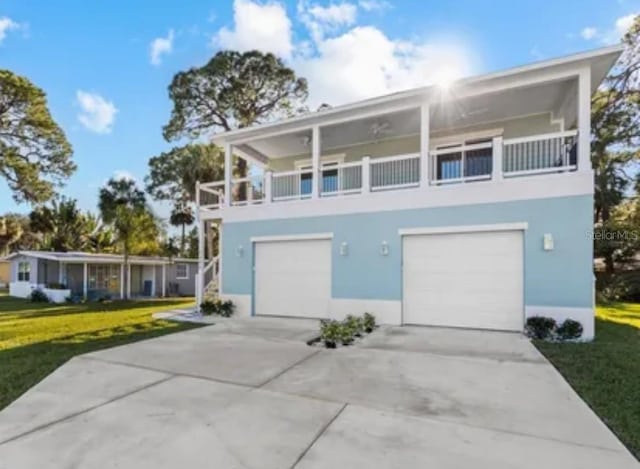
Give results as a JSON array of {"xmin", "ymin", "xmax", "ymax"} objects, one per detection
[
  {"xmin": 0, "ymin": 290, "xmax": 201, "ymax": 411},
  {"xmin": 535, "ymin": 303, "xmax": 640, "ymax": 460}
]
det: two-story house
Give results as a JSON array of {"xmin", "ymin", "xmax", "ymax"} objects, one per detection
[{"xmin": 194, "ymin": 45, "xmax": 623, "ymax": 340}]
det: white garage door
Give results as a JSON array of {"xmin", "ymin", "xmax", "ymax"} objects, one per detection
[
  {"xmin": 255, "ymin": 238, "xmax": 331, "ymax": 319},
  {"xmin": 402, "ymin": 230, "xmax": 523, "ymax": 331}
]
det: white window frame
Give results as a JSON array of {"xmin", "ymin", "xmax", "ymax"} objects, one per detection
[
  {"xmin": 175, "ymin": 263, "xmax": 189, "ymax": 280},
  {"xmin": 17, "ymin": 261, "xmax": 31, "ymax": 282},
  {"xmin": 294, "ymin": 153, "xmax": 345, "ymax": 169}
]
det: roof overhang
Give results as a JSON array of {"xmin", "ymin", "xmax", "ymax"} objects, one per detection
[{"xmin": 212, "ymin": 45, "xmax": 623, "ymax": 146}]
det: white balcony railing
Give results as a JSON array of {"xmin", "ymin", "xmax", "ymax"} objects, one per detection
[
  {"xmin": 197, "ymin": 130, "xmax": 580, "ymax": 212},
  {"xmin": 272, "ymin": 168, "xmax": 313, "ymax": 201},
  {"xmin": 370, "ymin": 153, "xmax": 421, "ymax": 191},
  {"xmin": 503, "ymin": 130, "xmax": 578, "ymax": 177}
]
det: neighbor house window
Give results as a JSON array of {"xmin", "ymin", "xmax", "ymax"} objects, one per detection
[
  {"xmin": 17, "ymin": 262, "xmax": 31, "ymax": 282},
  {"xmin": 175, "ymin": 263, "xmax": 188, "ymax": 279}
]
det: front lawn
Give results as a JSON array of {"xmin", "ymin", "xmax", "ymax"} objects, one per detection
[
  {"xmin": 0, "ymin": 291, "xmax": 201, "ymax": 411},
  {"xmin": 535, "ymin": 303, "xmax": 640, "ymax": 460}
]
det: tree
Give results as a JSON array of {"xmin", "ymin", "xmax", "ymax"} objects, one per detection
[
  {"xmin": 98, "ymin": 178, "xmax": 151, "ymax": 299},
  {"xmin": 146, "ymin": 143, "xmax": 224, "ymax": 203},
  {"xmin": 0, "ymin": 70, "xmax": 75, "ymax": 203},
  {"xmin": 169, "ymin": 202, "xmax": 194, "ymax": 256},
  {"xmin": 0, "ymin": 214, "xmax": 23, "ymax": 256},
  {"xmin": 591, "ymin": 15, "xmax": 640, "ymax": 272},
  {"xmin": 29, "ymin": 197, "xmax": 88, "ymax": 252},
  {"xmin": 163, "ymin": 50, "xmax": 308, "ymax": 140}
]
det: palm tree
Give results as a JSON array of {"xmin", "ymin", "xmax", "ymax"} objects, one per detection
[
  {"xmin": 0, "ymin": 215, "xmax": 24, "ymax": 256},
  {"xmin": 99, "ymin": 178, "xmax": 148, "ymax": 299},
  {"xmin": 29, "ymin": 197, "xmax": 88, "ymax": 252},
  {"xmin": 169, "ymin": 201, "xmax": 194, "ymax": 256}
]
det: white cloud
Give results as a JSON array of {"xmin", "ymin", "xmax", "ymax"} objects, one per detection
[
  {"xmin": 150, "ymin": 29, "xmax": 174, "ymax": 65},
  {"xmin": 358, "ymin": 0, "xmax": 391, "ymax": 12},
  {"xmin": 615, "ymin": 13, "xmax": 637, "ymax": 37},
  {"xmin": 299, "ymin": 1, "xmax": 358, "ymax": 42},
  {"xmin": 0, "ymin": 16, "xmax": 19, "ymax": 44},
  {"xmin": 76, "ymin": 91, "xmax": 118, "ymax": 134},
  {"xmin": 296, "ymin": 26, "xmax": 473, "ymax": 107},
  {"xmin": 211, "ymin": 0, "xmax": 475, "ymax": 108},
  {"xmin": 580, "ymin": 27, "xmax": 598, "ymax": 40},
  {"xmin": 584, "ymin": 13, "xmax": 638, "ymax": 44},
  {"xmin": 215, "ymin": 0, "xmax": 293, "ymax": 58}
]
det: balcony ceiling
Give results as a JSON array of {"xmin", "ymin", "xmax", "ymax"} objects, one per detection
[{"xmin": 246, "ymin": 77, "xmax": 578, "ymax": 159}]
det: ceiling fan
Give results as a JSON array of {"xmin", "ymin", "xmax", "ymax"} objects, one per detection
[{"xmin": 369, "ymin": 121, "xmax": 392, "ymax": 139}]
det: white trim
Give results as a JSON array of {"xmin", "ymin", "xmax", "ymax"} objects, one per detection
[
  {"xmin": 430, "ymin": 128, "xmax": 503, "ymax": 147},
  {"xmin": 250, "ymin": 233, "xmax": 334, "ymax": 243},
  {"xmin": 398, "ymin": 222, "xmax": 528, "ymax": 236},
  {"xmin": 211, "ymin": 170, "xmax": 593, "ymax": 223},
  {"xmin": 294, "ymin": 153, "xmax": 345, "ymax": 169},
  {"xmin": 175, "ymin": 262, "xmax": 189, "ymax": 280},
  {"xmin": 502, "ymin": 129, "xmax": 577, "ymax": 145}
]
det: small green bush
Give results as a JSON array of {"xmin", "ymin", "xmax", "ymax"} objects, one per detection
[
  {"xmin": 339, "ymin": 323, "xmax": 355, "ymax": 345},
  {"xmin": 343, "ymin": 314, "xmax": 364, "ymax": 337},
  {"xmin": 525, "ymin": 316, "xmax": 557, "ymax": 340},
  {"xmin": 218, "ymin": 300, "xmax": 235, "ymax": 317},
  {"xmin": 29, "ymin": 289, "xmax": 50, "ymax": 303},
  {"xmin": 363, "ymin": 312, "xmax": 376, "ymax": 333},
  {"xmin": 200, "ymin": 299, "xmax": 235, "ymax": 317},
  {"xmin": 556, "ymin": 319, "xmax": 583, "ymax": 341},
  {"xmin": 320, "ymin": 320, "xmax": 341, "ymax": 348},
  {"xmin": 200, "ymin": 300, "xmax": 217, "ymax": 315}
]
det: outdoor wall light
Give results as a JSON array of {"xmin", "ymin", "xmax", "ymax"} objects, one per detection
[
  {"xmin": 236, "ymin": 245, "xmax": 244, "ymax": 257},
  {"xmin": 380, "ymin": 241, "xmax": 390, "ymax": 256},
  {"xmin": 340, "ymin": 241, "xmax": 349, "ymax": 256},
  {"xmin": 543, "ymin": 234, "xmax": 554, "ymax": 251}
]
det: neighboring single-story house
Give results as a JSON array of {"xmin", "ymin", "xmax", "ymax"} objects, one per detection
[{"xmin": 4, "ymin": 251, "xmax": 197, "ymax": 301}]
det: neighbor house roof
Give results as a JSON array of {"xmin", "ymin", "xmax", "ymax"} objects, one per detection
[{"xmin": 3, "ymin": 251, "xmax": 199, "ymax": 265}]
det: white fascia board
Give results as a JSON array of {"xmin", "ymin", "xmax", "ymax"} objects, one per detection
[
  {"xmin": 398, "ymin": 223, "xmax": 528, "ymax": 236},
  {"xmin": 213, "ymin": 45, "xmax": 622, "ymax": 146},
  {"xmin": 250, "ymin": 233, "xmax": 334, "ymax": 243}
]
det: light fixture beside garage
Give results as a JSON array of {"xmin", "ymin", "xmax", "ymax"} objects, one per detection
[
  {"xmin": 543, "ymin": 234, "xmax": 554, "ymax": 251},
  {"xmin": 340, "ymin": 242, "xmax": 349, "ymax": 256},
  {"xmin": 236, "ymin": 245, "xmax": 244, "ymax": 257},
  {"xmin": 380, "ymin": 241, "xmax": 390, "ymax": 256}
]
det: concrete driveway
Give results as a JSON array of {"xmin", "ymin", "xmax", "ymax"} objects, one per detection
[{"xmin": 0, "ymin": 317, "xmax": 637, "ymax": 468}]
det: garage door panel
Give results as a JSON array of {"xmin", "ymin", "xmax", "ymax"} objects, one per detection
[
  {"xmin": 255, "ymin": 239, "xmax": 331, "ymax": 319},
  {"xmin": 403, "ymin": 230, "xmax": 523, "ymax": 331}
]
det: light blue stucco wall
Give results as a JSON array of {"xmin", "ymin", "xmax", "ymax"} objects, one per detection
[{"xmin": 221, "ymin": 195, "xmax": 593, "ymax": 308}]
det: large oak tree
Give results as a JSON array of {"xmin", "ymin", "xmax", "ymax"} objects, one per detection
[{"xmin": 0, "ymin": 70, "xmax": 74, "ymax": 203}]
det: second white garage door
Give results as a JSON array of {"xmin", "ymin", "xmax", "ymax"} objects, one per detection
[
  {"xmin": 402, "ymin": 230, "xmax": 524, "ymax": 331},
  {"xmin": 254, "ymin": 238, "xmax": 331, "ymax": 319}
]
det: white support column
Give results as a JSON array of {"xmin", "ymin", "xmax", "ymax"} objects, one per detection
[
  {"xmin": 127, "ymin": 264, "xmax": 131, "ymax": 299},
  {"xmin": 197, "ymin": 219, "xmax": 205, "ymax": 307},
  {"xmin": 264, "ymin": 171, "xmax": 273, "ymax": 204},
  {"xmin": 578, "ymin": 67, "xmax": 592, "ymax": 172},
  {"xmin": 362, "ymin": 156, "xmax": 371, "ymax": 194},
  {"xmin": 492, "ymin": 136, "xmax": 503, "ymax": 181},
  {"xmin": 224, "ymin": 143, "xmax": 232, "ymax": 207},
  {"xmin": 161, "ymin": 264, "xmax": 166, "ymax": 297},
  {"xmin": 420, "ymin": 103, "xmax": 430, "ymax": 188},
  {"xmin": 58, "ymin": 262, "xmax": 64, "ymax": 284},
  {"xmin": 120, "ymin": 264, "xmax": 124, "ymax": 299},
  {"xmin": 311, "ymin": 126, "xmax": 321, "ymax": 199},
  {"xmin": 82, "ymin": 262, "xmax": 88, "ymax": 298}
]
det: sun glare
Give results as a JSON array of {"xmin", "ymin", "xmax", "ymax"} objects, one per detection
[{"xmin": 433, "ymin": 65, "xmax": 461, "ymax": 90}]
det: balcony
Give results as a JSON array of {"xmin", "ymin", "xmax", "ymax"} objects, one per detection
[{"xmin": 197, "ymin": 129, "xmax": 579, "ymax": 211}]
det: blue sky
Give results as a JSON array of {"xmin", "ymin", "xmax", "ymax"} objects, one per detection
[{"xmin": 0, "ymin": 0, "xmax": 638, "ymax": 221}]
